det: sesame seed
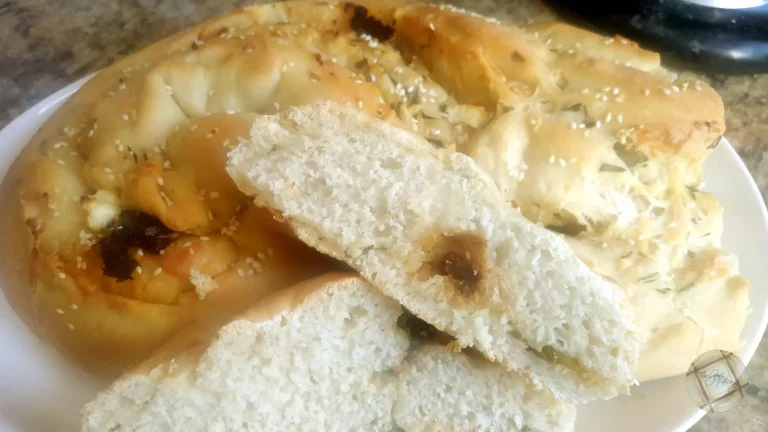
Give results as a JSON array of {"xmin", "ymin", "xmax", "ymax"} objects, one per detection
[
  {"xmin": 548, "ymin": 155, "xmax": 555, "ymax": 164},
  {"xmin": 581, "ymin": 88, "xmax": 590, "ymax": 94},
  {"xmin": 67, "ymin": 323, "xmax": 75, "ymax": 330},
  {"xmin": 183, "ymin": 242, "xmax": 192, "ymax": 247},
  {"xmin": 164, "ymin": 160, "xmax": 171, "ymax": 169},
  {"xmin": 429, "ymin": 22, "xmax": 435, "ymax": 31},
  {"xmin": 70, "ymin": 304, "xmax": 78, "ymax": 310},
  {"xmin": 601, "ymin": 242, "xmax": 608, "ymax": 248},
  {"xmin": 123, "ymin": 114, "xmax": 129, "ymax": 120},
  {"xmin": 247, "ymin": 269, "xmax": 255, "ymax": 276},
  {"xmin": 57, "ymin": 159, "xmax": 65, "ymax": 165},
  {"xmin": 118, "ymin": 83, "xmax": 126, "ymax": 90},
  {"xmin": 54, "ymin": 142, "xmax": 67, "ymax": 149},
  {"xmin": 570, "ymin": 122, "xmax": 577, "ymax": 130},
  {"xmin": 154, "ymin": 268, "xmax": 163, "ymax": 276},
  {"xmin": 569, "ymin": 157, "xmax": 577, "ymax": 163},
  {"xmin": 595, "ymin": 120, "xmax": 602, "ymax": 128},
  {"xmin": 617, "ymin": 113, "xmax": 624, "ymax": 123},
  {"xmin": 268, "ymin": 248, "xmax": 274, "ymax": 256},
  {"xmin": 200, "ymin": 236, "xmax": 209, "ymax": 241},
  {"xmin": 558, "ymin": 158, "xmax": 566, "ymax": 167},
  {"xmin": 56, "ymin": 308, "xmax": 64, "ymax": 314},
  {"xmin": 672, "ymin": 85, "xmax": 680, "ymax": 92},
  {"xmin": 578, "ymin": 123, "xmax": 586, "ymax": 129},
  {"xmin": 104, "ymin": 168, "xmax": 112, "ymax": 174},
  {"xmin": 663, "ymin": 88, "xmax": 672, "ymax": 95},
  {"xmin": 136, "ymin": 266, "xmax": 142, "ymax": 274},
  {"xmin": 58, "ymin": 272, "xmax": 66, "ymax": 279},
  {"xmin": 358, "ymin": 100, "xmax": 363, "ymax": 109},
  {"xmin": 209, "ymin": 192, "xmax": 220, "ymax": 199},
  {"xmin": 605, "ymin": 113, "xmax": 613, "ymax": 123},
  {"xmin": 237, "ymin": 268, "xmax": 245, "ymax": 277},
  {"xmin": 612, "ymin": 88, "xmax": 620, "ymax": 95},
  {"xmin": 191, "ymin": 124, "xmax": 198, "ymax": 131},
  {"xmin": 157, "ymin": 177, "xmax": 164, "ymax": 186},
  {"xmin": 257, "ymin": 252, "xmax": 266, "ymax": 260},
  {"xmin": 668, "ymin": 221, "xmax": 677, "ymax": 228},
  {"xmin": 274, "ymin": 102, "xmax": 280, "ymax": 110},
  {"xmin": 137, "ymin": 249, "xmax": 144, "ymax": 256},
  {"xmin": 208, "ymin": 211, "xmax": 214, "ymax": 221},
  {"xmin": 583, "ymin": 130, "xmax": 590, "ymax": 137},
  {"xmin": 644, "ymin": 88, "xmax": 650, "ymax": 96}
]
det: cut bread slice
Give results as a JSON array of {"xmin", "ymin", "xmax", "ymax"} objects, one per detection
[
  {"xmin": 227, "ymin": 102, "xmax": 640, "ymax": 403},
  {"xmin": 82, "ymin": 273, "xmax": 575, "ymax": 432},
  {"xmin": 396, "ymin": 344, "xmax": 577, "ymax": 432},
  {"xmin": 81, "ymin": 274, "xmax": 409, "ymax": 432}
]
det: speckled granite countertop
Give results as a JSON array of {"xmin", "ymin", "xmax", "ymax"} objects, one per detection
[{"xmin": 0, "ymin": 0, "xmax": 766, "ymax": 430}]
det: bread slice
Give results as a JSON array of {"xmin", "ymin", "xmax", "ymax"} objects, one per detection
[
  {"xmin": 227, "ymin": 102, "xmax": 640, "ymax": 403},
  {"xmin": 81, "ymin": 274, "xmax": 409, "ymax": 432},
  {"xmin": 82, "ymin": 273, "xmax": 575, "ymax": 432},
  {"xmin": 396, "ymin": 345, "xmax": 576, "ymax": 432}
]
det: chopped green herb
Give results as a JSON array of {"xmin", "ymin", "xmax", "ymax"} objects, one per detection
[
  {"xmin": 545, "ymin": 223, "xmax": 587, "ymax": 237},
  {"xmin": 637, "ymin": 272, "xmax": 659, "ymax": 283},
  {"xmin": 620, "ymin": 251, "xmax": 633, "ymax": 259},
  {"xmin": 707, "ymin": 136, "xmax": 722, "ymax": 150},
  {"xmin": 656, "ymin": 288, "xmax": 672, "ymax": 294},
  {"xmin": 687, "ymin": 250, "xmax": 696, "ymax": 258},
  {"xmin": 563, "ymin": 103, "xmax": 583, "ymax": 112},
  {"xmin": 614, "ymin": 142, "xmax": 648, "ymax": 167},
  {"xmin": 686, "ymin": 185, "xmax": 698, "ymax": 200},
  {"xmin": 600, "ymin": 164, "xmax": 626, "ymax": 173},
  {"xmin": 678, "ymin": 282, "xmax": 695, "ymax": 293}
]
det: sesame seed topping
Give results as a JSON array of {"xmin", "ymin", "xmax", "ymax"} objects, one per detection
[
  {"xmin": 157, "ymin": 177, "xmax": 164, "ymax": 186},
  {"xmin": 58, "ymin": 272, "xmax": 66, "ymax": 279},
  {"xmin": 123, "ymin": 114, "xmax": 129, "ymax": 120},
  {"xmin": 548, "ymin": 155, "xmax": 555, "ymax": 164},
  {"xmin": 209, "ymin": 192, "xmax": 220, "ymax": 199},
  {"xmin": 71, "ymin": 304, "xmax": 78, "ymax": 310},
  {"xmin": 268, "ymin": 248, "xmax": 274, "ymax": 256},
  {"xmin": 617, "ymin": 113, "xmax": 624, "ymax": 124},
  {"xmin": 569, "ymin": 157, "xmax": 577, "ymax": 163},
  {"xmin": 137, "ymin": 249, "xmax": 144, "ymax": 256},
  {"xmin": 570, "ymin": 122, "xmax": 577, "ymax": 130},
  {"xmin": 67, "ymin": 323, "xmax": 75, "ymax": 330},
  {"xmin": 208, "ymin": 211, "xmax": 214, "ymax": 221},
  {"xmin": 663, "ymin": 88, "xmax": 672, "ymax": 95},
  {"xmin": 429, "ymin": 22, "xmax": 435, "ymax": 31},
  {"xmin": 237, "ymin": 268, "xmax": 245, "ymax": 277},
  {"xmin": 200, "ymin": 236, "xmax": 209, "ymax": 241},
  {"xmin": 56, "ymin": 159, "xmax": 65, "ymax": 165},
  {"xmin": 257, "ymin": 252, "xmax": 266, "ymax": 260},
  {"xmin": 612, "ymin": 87, "xmax": 620, "ymax": 95},
  {"xmin": 595, "ymin": 120, "xmax": 602, "ymax": 128},
  {"xmin": 56, "ymin": 308, "xmax": 64, "ymax": 314},
  {"xmin": 164, "ymin": 160, "xmax": 171, "ymax": 169},
  {"xmin": 154, "ymin": 267, "xmax": 163, "ymax": 276},
  {"xmin": 136, "ymin": 266, "xmax": 142, "ymax": 274},
  {"xmin": 274, "ymin": 102, "xmax": 280, "ymax": 110},
  {"xmin": 558, "ymin": 158, "xmax": 567, "ymax": 167},
  {"xmin": 54, "ymin": 142, "xmax": 67, "ymax": 149},
  {"xmin": 605, "ymin": 113, "xmax": 612, "ymax": 122},
  {"xmin": 644, "ymin": 88, "xmax": 650, "ymax": 96}
]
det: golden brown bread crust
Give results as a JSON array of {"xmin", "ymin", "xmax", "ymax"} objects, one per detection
[{"xmin": 0, "ymin": 0, "xmax": 734, "ymax": 381}]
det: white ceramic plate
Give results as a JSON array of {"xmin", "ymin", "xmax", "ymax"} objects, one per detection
[{"xmin": 1, "ymin": 76, "xmax": 767, "ymax": 432}]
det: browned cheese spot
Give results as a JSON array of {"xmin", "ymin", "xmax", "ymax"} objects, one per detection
[{"xmin": 345, "ymin": 3, "xmax": 395, "ymax": 41}]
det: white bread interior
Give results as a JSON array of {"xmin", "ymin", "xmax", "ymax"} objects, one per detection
[
  {"xmin": 82, "ymin": 273, "xmax": 575, "ymax": 432},
  {"xmin": 395, "ymin": 345, "xmax": 577, "ymax": 431},
  {"xmin": 227, "ymin": 102, "xmax": 640, "ymax": 403}
]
